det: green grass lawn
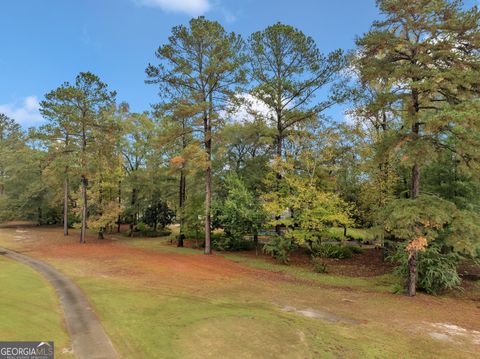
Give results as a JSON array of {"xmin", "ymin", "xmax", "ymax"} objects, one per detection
[
  {"xmin": 72, "ymin": 275, "xmax": 466, "ymax": 359},
  {"xmin": 1, "ymin": 228, "xmax": 478, "ymax": 359},
  {"xmin": 0, "ymin": 256, "xmax": 73, "ymax": 358},
  {"xmin": 222, "ymin": 253, "xmax": 399, "ymax": 292},
  {"xmin": 328, "ymin": 227, "xmax": 376, "ymax": 242}
]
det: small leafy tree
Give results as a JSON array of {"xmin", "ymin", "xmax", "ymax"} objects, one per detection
[
  {"xmin": 262, "ymin": 160, "xmax": 354, "ymax": 258},
  {"xmin": 384, "ymin": 195, "xmax": 480, "ymax": 294},
  {"xmin": 143, "ymin": 200, "xmax": 175, "ymax": 231},
  {"xmin": 216, "ymin": 174, "xmax": 266, "ymax": 252},
  {"xmin": 390, "ymin": 243, "xmax": 461, "ymax": 295}
]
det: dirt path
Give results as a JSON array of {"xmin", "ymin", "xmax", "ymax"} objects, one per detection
[{"xmin": 0, "ymin": 246, "xmax": 119, "ymax": 359}]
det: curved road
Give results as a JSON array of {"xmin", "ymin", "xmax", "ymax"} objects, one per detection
[{"xmin": 0, "ymin": 247, "xmax": 119, "ymax": 359}]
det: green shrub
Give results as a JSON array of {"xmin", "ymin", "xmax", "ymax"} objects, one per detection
[
  {"xmin": 389, "ymin": 244, "xmax": 461, "ymax": 295},
  {"xmin": 312, "ymin": 243, "xmax": 354, "ymax": 259},
  {"xmin": 263, "ymin": 235, "xmax": 296, "ymax": 264},
  {"xmin": 129, "ymin": 223, "xmax": 171, "ymax": 237},
  {"xmin": 144, "ymin": 228, "xmax": 172, "ymax": 237},
  {"xmin": 311, "ymin": 257, "xmax": 328, "ymax": 273},
  {"xmin": 212, "ymin": 235, "xmax": 256, "ymax": 251},
  {"xmin": 134, "ymin": 222, "xmax": 148, "ymax": 233}
]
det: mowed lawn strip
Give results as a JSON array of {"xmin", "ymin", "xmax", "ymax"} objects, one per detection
[{"xmin": 0, "ymin": 256, "xmax": 73, "ymax": 358}]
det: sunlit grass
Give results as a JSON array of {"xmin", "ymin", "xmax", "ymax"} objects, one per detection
[{"xmin": 0, "ymin": 256, "xmax": 73, "ymax": 358}]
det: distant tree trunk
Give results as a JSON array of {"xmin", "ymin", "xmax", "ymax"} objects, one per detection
[
  {"xmin": 37, "ymin": 207, "xmax": 42, "ymax": 226},
  {"xmin": 204, "ymin": 95, "xmax": 213, "ymax": 255},
  {"xmin": 204, "ymin": 136, "xmax": 212, "ymax": 254},
  {"xmin": 254, "ymin": 231, "xmax": 259, "ymax": 256},
  {"xmin": 177, "ymin": 169, "xmax": 186, "ymax": 247},
  {"xmin": 0, "ymin": 169, "xmax": 4, "ymax": 196},
  {"xmin": 274, "ymin": 119, "xmax": 283, "ymax": 236},
  {"xmin": 63, "ymin": 175, "xmax": 69, "ymax": 236},
  {"xmin": 98, "ymin": 185, "xmax": 105, "ymax": 240},
  {"xmin": 80, "ymin": 121, "xmax": 87, "ymax": 244},
  {"xmin": 80, "ymin": 175, "xmax": 87, "ymax": 244},
  {"xmin": 129, "ymin": 187, "xmax": 138, "ymax": 236},
  {"xmin": 117, "ymin": 180, "xmax": 121, "ymax": 233},
  {"xmin": 63, "ymin": 134, "xmax": 70, "ymax": 236}
]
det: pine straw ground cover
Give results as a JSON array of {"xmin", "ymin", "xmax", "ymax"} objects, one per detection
[{"xmin": 0, "ymin": 225, "xmax": 479, "ymax": 358}]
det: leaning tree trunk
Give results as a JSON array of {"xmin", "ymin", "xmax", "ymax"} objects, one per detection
[
  {"xmin": 80, "ymin": 175, "xmax": 88, "ymax": 244},
  {"xmin": 63, "ymin": 175, "xmax": 69, "ymax": 236}
]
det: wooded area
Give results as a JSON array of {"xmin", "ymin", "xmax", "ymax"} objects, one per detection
[{"xmin": 1, "ymin": 0, "xmax": 479, "ymax": 297}]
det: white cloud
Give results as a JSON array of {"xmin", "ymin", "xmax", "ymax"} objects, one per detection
[
  {"xmin": 135, "ymin": 0, "xmax": 211, "ymax": 15},
  {"xmin": 224, "ymin": 93, "xmax": 275, "ymax": 124},
  {"xmin": 0, "ymin": 96, "xmax": 43, "ymax": 128},
  {"xmin": 219, "ymin": 6, "xmax": 237, "ymax": 23}
]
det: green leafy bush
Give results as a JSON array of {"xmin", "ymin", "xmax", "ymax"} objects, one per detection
[
  {"xmin": 212, "ymin": 235, "xmax": 256, "ymax": 251},
  {"xmin": 134, "ymin": 222, "xmax": 148, "ymax": 233},
  {"xmin": 130, "ymin": 223, "xmax": 172, "ymax": 237},
  {"xmin": 311, "ymin": 257, "xmax": 328, "ymax": 273},
  {"xmin": 144, "ymin": 228, "xmax": 172, "ymax": 237},
  {"xmin": 311, "ymin": 243, "xmax": 354, "ymax": 259},
  {"xmin": 263, "ymin": 235, "xmax": 297, "ymax": 264},
  {"xmin": 390, "ymin": 244, "xmax": 461, "ymax": 295}
]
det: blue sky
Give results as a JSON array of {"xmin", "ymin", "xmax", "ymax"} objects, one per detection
[{"xmin": 0, "ymin": 0, "xmax": 477, "ymax": 127}]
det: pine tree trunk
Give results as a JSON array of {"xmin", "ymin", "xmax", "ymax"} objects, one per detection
[
  {"xmin": 177, "ymin": 170, "xmax": 186, "ymax": 247},
  {"xmin": 204, "ymin": 159, "xmax": 212, "ymax": 254},
  {"xmin": 129, "ymin": 187, "xmax": 138, "ymax": 236},
  {"xmin": 37, "ymin": 207, "xmax": 42, "ymax": 226},
  {"xmin": 411, "ymin": 162, "xmax": 420, "ymax": 199},
  {"xmin": 63, "ymin": 176, "xmax": 69, "ymax": 236},
  {"xmin": 204, "ymin": 107, "xmax": 212, "ymax": 254},
  {"xmin": 275, "ymin": 124, "xmax": 283, "ymax": 236},
  {"xmin": 117, "ymin": 180, "xmax": 121, "ymax": 233},
  {"xmin": 407, "ymin": 250, "xmax": 418, "ymax": 296},
  {"xmin": 98, "ymin": 185, "xmax": 104, "ymax": 240},
  {"xmin": 80, "ymin": 175, "xmax": 87, "ymax": 243},
  {"xmin": 203, "ymin": 90, "xmax": 214, "ymax": 255}
]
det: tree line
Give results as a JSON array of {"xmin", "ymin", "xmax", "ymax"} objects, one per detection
[{"xmin": 1, "ymin": 0, "xmax": 480, "ymax": 296}]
